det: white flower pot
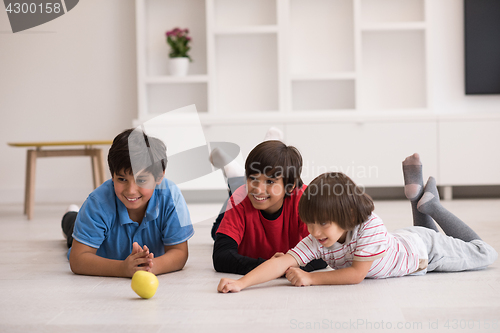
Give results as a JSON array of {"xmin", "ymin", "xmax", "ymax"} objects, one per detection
[{"xmin": 168, "ymin": 57, "xmax": 189, "ymax": 76}]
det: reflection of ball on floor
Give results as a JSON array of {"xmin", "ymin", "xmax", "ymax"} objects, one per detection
[{"xmin": 131, "ymin": 271, "xmax": 159, "ymax": 299}]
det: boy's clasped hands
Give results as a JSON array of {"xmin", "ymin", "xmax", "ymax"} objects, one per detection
[{"xmin": 123, "ymin": 242, "xmax": 155, "ymax": 277}]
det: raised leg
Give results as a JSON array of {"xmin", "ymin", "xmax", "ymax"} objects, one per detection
[
  {"xmin": 402, "ymin": 153, "xmax": 438, "ymax": 232},
  {"xmin": 418, "ymin": 177, "xmax": 482, "ymax": 242}
]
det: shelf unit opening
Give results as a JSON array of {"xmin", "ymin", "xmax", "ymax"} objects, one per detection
[
  {"xmin": 214, "ymin": 0, "xmax": 277, "ymax": 28},
  {"xmin": 360, "ymin": 0, "xmax": 425, "ymax": 23},
  {"xmin": 215, "ymin": 34, "xmax": 279, "ymax": 114},
  {"xmin": 147, "ymin": 83, "xmax": 208, "ymax": 115},
  {"xmin": 290, "ymin": 0, "xmax": 354, "ymax": 75},
  {"xmin": 137, "ymin": 0, "xmax": 429, "ymax": 118},
  {"xmin": 145, "ymin": 0, "xmax": 207, "ymax": 77},
  {"xmin": 360, "ymin": 30, "xmax": 426, "ymax": 110}
]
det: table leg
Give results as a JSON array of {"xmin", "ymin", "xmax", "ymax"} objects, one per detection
[
  {"xmin": 95, "ymin": 148, "xmax": 105, "ymax": 185},
  {"xmin": 25, "ymin": 149, "xmax": 37, "ymax": 220},
  {"xmin": 90, "ymin": 149, "xmax": 99, "ymax": 189},
  {"xmin": 90, "ymin": 148, "xmax": 106, "ymax": 188}
]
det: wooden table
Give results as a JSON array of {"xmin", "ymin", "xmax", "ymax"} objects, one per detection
[{"xmin": 8, "ymin": 141, "xmax": 113, "ymax": 220}]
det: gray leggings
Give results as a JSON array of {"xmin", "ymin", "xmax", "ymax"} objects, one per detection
[{"xmin": 405, "ymin": 226, "xmax": 498, "ymax": 273}]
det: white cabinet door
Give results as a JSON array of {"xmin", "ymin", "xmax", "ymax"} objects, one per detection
[
  {"xmin": 286, "ymin": 121, "xmax": 438, "ymax": 187},
  {"xmin": 439, "ymin": 120, "xmax": 500, "ymax": 186}
]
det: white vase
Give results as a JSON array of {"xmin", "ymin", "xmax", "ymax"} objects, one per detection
[{"xmin": 168, "ymin": 57, "xmax": 189, "ymax": 77}]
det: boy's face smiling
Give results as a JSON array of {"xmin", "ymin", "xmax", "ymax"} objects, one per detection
[
  {"xmin": 246, "ymin": 173, "xmax": 289, "ymax": 215},
  {"xmin": 307, "ymin": 222, "xmax": 347, "ymax": 248},
  {"xmin": 112, "ymin": 169, "xmax": 162, "ymax": 222}
]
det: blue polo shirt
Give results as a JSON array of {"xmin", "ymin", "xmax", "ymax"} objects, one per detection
[{"xmin": 68, "ymin": 178, "xmax": 194, "ymax": 260}]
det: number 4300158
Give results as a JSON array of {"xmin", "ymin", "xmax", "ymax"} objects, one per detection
[{"xmin": 5, "ymin": 2, "xmax": 62, "ymax": 14}]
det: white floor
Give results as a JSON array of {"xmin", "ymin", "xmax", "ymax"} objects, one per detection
[{"xmin": 0, "ymin": 199, "xmax": 499, "ymax": 333}]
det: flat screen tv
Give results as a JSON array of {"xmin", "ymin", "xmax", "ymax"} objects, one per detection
[{"xmin": 464, "ymin": 0, "xmax": 500, "ymax": 94}]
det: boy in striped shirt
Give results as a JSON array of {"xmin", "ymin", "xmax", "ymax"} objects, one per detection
[{"xmin": 218, "ymin": 156, "xmax": 497, "ymax": 292}]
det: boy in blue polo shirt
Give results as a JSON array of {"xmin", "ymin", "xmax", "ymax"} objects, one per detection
[{"xmin": 61, "ymin": 128, "xmax": 194, "ymax": 277}]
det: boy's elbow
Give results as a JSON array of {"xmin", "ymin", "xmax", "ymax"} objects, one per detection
[
  {"xmin": 68, "ymin": 250, "xmax": 89, "ymax": 275},
  {"xmin": 353, "ymin": 276, "xmax": 365, "ymax": 285},
  {"xmin": 178, "ymin": 252, "xmax": 189, "ymax": 270},
  {"xmin": 352, "ymin": 272, "xmax": 367, "ymax": 284},
  {"xmin": 212, "ymin": 253, "xmax": 240, "ymax": 273},
  {"xmin": 69, "ymin": 258, "xmax": 82, "ymax": 275},
  {"xmin": 212, "ymin": 256, "xmax": 226, "ymax": 273}
]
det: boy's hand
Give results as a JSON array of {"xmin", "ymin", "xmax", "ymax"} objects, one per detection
[
  {"xmin": 217, "ymin": 278, "xmax": 243, "ymax": 293},
  {"xmin": 122, "ymin": 242, "xmax": 154, "ymax": 277},
  {"xmin": 137, "ymin": 244, "xmax": 155, "ymax": 272},
  {"xmin": 144, "ymin": 251, "xmax": 155, "ymax": 272},
  {"xmin": 285, "ymin": 267, "xmax": 313, "ymax": 287}
]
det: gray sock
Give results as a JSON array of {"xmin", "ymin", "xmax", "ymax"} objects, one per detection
[
  {"xmin": 417, "ymin": 177, "xmax": 482, "ymax": 242},
  {"xmin": 402, "ymin": 154, "xmax": 438, "ymax": 232}
]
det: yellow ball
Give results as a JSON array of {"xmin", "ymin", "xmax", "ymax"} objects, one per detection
[{"xmin": 131, "ymin": 271, "xmax": 159, "ymax": 299}]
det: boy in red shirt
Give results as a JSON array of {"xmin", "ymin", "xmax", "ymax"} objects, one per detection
[{"xmin": 211, "ymin": 129, "xmax": 326, "ymax": 274}]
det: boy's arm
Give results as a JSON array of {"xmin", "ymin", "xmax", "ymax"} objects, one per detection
[
  {"xmin": 286, "ymin": 260, "xmax": 373, "ymax": 286},
  {"xmin": 212, "ymin": 233, "xmax": 265, "ymax": 274},
  {"xmin": 218, "ymin": 253, "xmax": 299, "ymax": 293},
  {"xmin": 149, "ymin": 241, "xmax": 189, "ymax": 275},
  {"xmin": 69, "ymin": 240, "xmax": 152, "ymax": 277}
]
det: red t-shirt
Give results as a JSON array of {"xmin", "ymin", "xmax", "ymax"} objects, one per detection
[{"xmin": 216, "ymin": 184, "xmax": 309, "ymax": 260}]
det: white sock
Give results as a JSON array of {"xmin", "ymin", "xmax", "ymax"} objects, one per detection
[
  {"xmin": 263, "ymin": 127, "xmax": 283, "ymax": 142},
  {"xmin": 223, "ymin": 160, "xmax": 245, "ymax": 178},
  {"xmin": 209, "ymin": 147, "xmax": 244, "ymax": 178},
  {"xmin": 66, "ymin": 204, "xmax": 79, "ymax": 213}
]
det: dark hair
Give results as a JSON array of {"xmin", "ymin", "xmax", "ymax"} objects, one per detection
[
  {"xmin": 108, "ymin": 128, "xmax": 167, "ymax": 180},
  {"xmin": 299, "ymin": 172, "xmax": 374, "ymax": 230},
  {"xmin": 245, "ymin": 140, "xmax": 303, "ymax": 195}
]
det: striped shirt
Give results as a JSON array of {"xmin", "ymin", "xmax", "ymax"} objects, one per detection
[{"xmin": 287, "ymin": 214, "xmax": 423, "ymax": 279}]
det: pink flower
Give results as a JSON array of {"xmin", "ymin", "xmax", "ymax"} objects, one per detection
[{"xmin": 165, "ymin": 27, "xmax": 192, "ymax": 61}]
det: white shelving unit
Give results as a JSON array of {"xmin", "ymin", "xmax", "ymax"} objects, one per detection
[
  {"xmin": 135, "ymin": 0, "xmax": 500, "ymax": 192},
  {"xmin": 135, "ymin": 0, "xmax": 429, "ymax": 121}
]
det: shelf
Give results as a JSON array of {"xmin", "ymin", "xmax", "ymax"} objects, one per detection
[
  {"xmin": 145, "ymin": 75, "xmax": 209, "ymax": 84},
  {"xmin": 213, "ymin": 25, "xmax": 278, "ymax": 35},
  {"xmin": 361, "ymin": 22, "xmax": 426, "ymax": 31},
  {"xmin": 291, "ymin": 72, "xmax": 356, "ymax": 81}
]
